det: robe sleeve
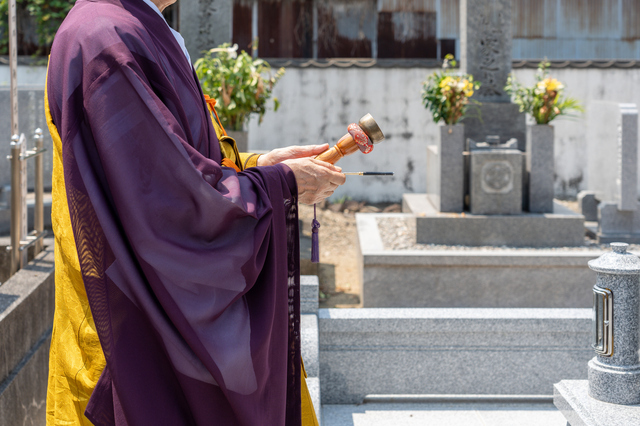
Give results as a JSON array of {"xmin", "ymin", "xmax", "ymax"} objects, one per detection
[{"xmin": 79, "ymin": 49, "xmax": 298, "ymax": 400}]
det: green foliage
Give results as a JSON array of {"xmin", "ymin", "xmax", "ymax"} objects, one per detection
[
  {"xmin": 505, "ymin": 60, "xmax": 584, "ymax": 125},
  {"xmin": 0, "ymin": 0, "xmax": 75, "ymax": 55},
  {"xmin": 421, "ymin": 54, "xmax": 480, "ymax": 125},
  {"xmin": 195, "ymin": 43, "xmax": 285, "ymax": 131}
]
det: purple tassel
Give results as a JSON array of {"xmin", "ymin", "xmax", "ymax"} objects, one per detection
[{"xmin": 311, "ymin": 203, "xmax": 320, "ymax": 263}]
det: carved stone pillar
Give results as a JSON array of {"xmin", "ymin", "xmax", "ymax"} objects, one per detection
[{"xmin": 179, "ymin": 0, "xmax": 233, "ymax": 62}]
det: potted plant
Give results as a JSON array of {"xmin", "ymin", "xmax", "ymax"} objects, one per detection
[
  {"xmin": 505, "ymin": 60, "xmax": 583, "ymax": 212},
  {"xmin": 421, "ymin": 54, "xmax": 480, "ymax": 212},
  {"xmin": 194, "ymin": 43, "xmax": 285, "ymax": 151}
]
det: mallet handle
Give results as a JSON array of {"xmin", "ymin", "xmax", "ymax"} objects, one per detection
[{"xmin": 315, "ymin": 133, "xmax": 359, "ymax": 164}]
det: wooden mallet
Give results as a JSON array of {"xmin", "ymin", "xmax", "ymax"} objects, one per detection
[{"xmin": 315, "ymin": 114, "xmax": 385, "ymax": 164}]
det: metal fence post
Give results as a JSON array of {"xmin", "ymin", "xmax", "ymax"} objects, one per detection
[
  {"xmin": 34, "ymin": 128, "xmax": 44, "ymax": 253},
  {"xmin": 9, "ymin": 134, "xmax": 21, "ymax": 276}
]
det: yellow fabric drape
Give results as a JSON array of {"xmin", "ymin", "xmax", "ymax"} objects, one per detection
[
  {"xmin": 45, "ymin": 76, "xmax": 105, "ymax": 426},
  {"xmin": 205, "ymin": 94, "xmax": 261, "ymax": 170}
]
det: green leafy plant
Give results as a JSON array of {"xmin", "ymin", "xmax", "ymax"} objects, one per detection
[
  {"xmin": 421, "ymin": 54, "xmax": 480, "ymax": 125},
  {"xmin": 505, "ymin": 60, "xmax": 583, "ymax": 124},
  {"xmin": 0, "ymin": 0, "xmax": 75, "ymax": 55},
  {"xmin": 195, "ymin": 42, "xmax": 285, "ymax": 131}
]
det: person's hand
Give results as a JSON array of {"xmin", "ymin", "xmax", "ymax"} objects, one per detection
[
  {"xmin": 282, "ymin": 157, "xmax": 346, "ymax": 205},
  {"xmin": 258, "ymin": 144, "xmax": 330, "ymax": 166}
]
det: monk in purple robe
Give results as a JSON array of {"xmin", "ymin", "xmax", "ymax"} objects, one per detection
[{"xmin": 44, "ymin": 0, "xmax": 345, "ymax": 424}]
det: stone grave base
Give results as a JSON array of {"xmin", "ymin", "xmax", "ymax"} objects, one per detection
[
  {"xmin": 597, "ymin": 201, "xmax": 640, "ymax": 244},
  {"xmin": 554, "ymin": 380, "xmax": 640, "ymax": 425},
  {"xmin": 403, "ymin": 193, "xmax": 585, "ymax": 247},
  {"xmin": 356, "ymin": 212, "xmax": 601, "ymax": 308},
  {"xmin": 320, "ymin": 308, "xmax": 592, "ymax": 404}
]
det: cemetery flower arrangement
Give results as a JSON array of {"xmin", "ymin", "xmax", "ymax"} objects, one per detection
[
  {"xmin": 195, "ymin": 42, "xmax": 285, "ymax": 131},
  {"xmin": 421, "ymin": 54, "xmax": 480, "ymax": 125},
  {"xmin": 505, "ymin": 61, "xmax": 583, "ymax": 124}
]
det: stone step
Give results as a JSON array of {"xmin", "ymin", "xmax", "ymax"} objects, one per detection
[
  {"xmin": 319, "ymin": 307, "xmax": 592, "ymax": 404},
  {"xmin": 322, "ymin": 401, "xmax": 566, "ymax": 426}
]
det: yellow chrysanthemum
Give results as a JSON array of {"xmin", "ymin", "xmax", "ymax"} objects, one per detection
[
  {"xmin": 543, "ymin": 77, "xmax": 563, "ymax": 93},
  {"xmin": 439, "ymin": 76, "xmax": 455, "ymax": 90}
]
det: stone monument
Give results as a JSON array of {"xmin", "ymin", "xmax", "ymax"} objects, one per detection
[
  {"xmin": 179, "ymin": 0, "xmax": 233, "ymax": 63},
  {"xmin": 402, "ymin": 0, "xmax": 584, "ymax": 248},
  {"xmin": 460, "ymin": 0, "xmax": 526, "ymax": 150},
  {"xmin": 592, "ymin": 104, "xmax": 640, "ymax": 243},
  {"xmin": 554, "ymin": 243, "xmax": 640, "ymax": 424}
]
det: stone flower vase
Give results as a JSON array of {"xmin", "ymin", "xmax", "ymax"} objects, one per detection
[
  {"xmin": 526, "ymin": 124, "xmax": 554, "ymax": 213},
  {"xmin": 427, "ymin": 123, "xmax": 464, "ymax": 212},
  {"xmin": 227, "ymin": 130, "xmax": 248, "ymax": 153}
]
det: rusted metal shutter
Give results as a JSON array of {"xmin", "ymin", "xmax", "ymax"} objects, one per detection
[
  {"xmin": 259, "ymin": 0, "xmax": 313, "ymax": 57},
  {"xmin": 623, "ymin": 0, "xmax": 640, "ymax": 41},
  {"xmin": 377, "ymin": 0, "xmax": 437, "ymax": 58},
  {"xmin": 232, "ymin": 0, "xmax": 253, "ymax": 53},
  {"xmin": 316, "ymin": 0, "xmax": 376, "ymax": 58}
]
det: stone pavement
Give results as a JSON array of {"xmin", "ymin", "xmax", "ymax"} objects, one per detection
[{"xmin": 322, "ymin": 402, "xmax": 566, "ymax": 426}]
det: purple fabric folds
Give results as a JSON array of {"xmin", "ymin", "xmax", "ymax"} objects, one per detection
[{"xmin": 47, "ymin": 0, "xmax": 301, "ymax": 424}]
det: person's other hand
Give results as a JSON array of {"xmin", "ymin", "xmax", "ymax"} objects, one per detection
[
  {"xmin": 282, "ymin": 157, "xmax": 346, "ymax": 205},
  {"xmin": 258, "ymin": 144, "xmax": 330, "ymax": 166}
]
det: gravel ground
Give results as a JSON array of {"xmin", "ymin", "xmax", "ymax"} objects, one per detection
[
  {"xmin": 375, "ymin": 216, "xmax": 625, "ymax": 252},
  {"xmin": 298, "ymin": 201, "xmax": 400, "ymax": 308},
  {"xmin": 377, "ymin": 200, "xmax": 640, "ymax": 252}
]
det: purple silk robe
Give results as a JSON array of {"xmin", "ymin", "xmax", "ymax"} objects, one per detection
[{"xmin": 46, "ymin": 0, "xmax": 301, "ymax": 424}]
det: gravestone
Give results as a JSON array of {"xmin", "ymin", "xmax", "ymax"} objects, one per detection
[
  {"xmin": 526, "ymin": 125, "xmax": 554, "ymax": 213},
  {"xmin": 578, "ymin": 190, "xmax": 599, "ymax": 222},
  {"xmin": 596, "ymin": 104, "xmax": 640, "ymax": 243},
  {"xmin": 179, "ymin": 0, "xmax": 232, "ymax": 63},
  {"xmin": 426, "ymin": 125, "xmax": 465, "ymax": 212},
  {"xmin": 460, "ymin": 0, "xmax": 526, "ymax": 150},
  {"xmin": 587, "ymin": 102, "xmax": 638, "ymax": 205}
]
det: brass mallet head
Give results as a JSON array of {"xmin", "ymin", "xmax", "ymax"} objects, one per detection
[{"xmin": 358, "ymin": 113, "xmax": 385, "ymax": 145}]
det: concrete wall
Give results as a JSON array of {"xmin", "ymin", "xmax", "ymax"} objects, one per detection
[
  {"xmin": 5, "ymin": 63, "xmax": 640, "ymax": 202},
  {"xmin": 0, "ymin": 242, "xmax": 55, "ymax": 426}
]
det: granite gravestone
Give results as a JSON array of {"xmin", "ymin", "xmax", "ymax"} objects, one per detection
[
  {"xmin": 426, "ymin": 124, "xmax": 465, "ymax": 212},
  {"xmin": 460, "ymin": 0, "xmax": 526, "ymax": 150},
  {"xmin": 179, "ymin": 0, "xmax": 233, "ymax": 65},
  {"xmin": 526, "ymin": 125, "xmax": 554, "ymax": 213},
  {"xmin": 596, "ymin": 104, "xmax": 640, "ymax": 243},
  {"xmin": 587, "ymin": 102, "xmax": 638, "ymax": 207}
]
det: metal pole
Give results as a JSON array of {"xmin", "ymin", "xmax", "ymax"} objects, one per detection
[
  {"xmin": 9, "ymin": 134, "xmax": 21, "ymax": 276},
  {"xmin": 34, "ymin": 128, "xmax": 44, "ymax": 253},
  {"xmin": 8, "ymin": 0, "xmax": 18, "ymax": 136}
]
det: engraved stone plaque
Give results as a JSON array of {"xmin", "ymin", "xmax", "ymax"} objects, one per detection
[
  {"xmin": 470, "ymin": 150, "xmax": 522, "ymax": 214},
  {"xmin": 481, "ymin": 161, "xmax": 513, "ymax": 194}
]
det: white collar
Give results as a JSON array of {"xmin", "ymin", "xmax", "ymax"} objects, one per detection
[{"xmin": 140, "ymin": 0, "xmax": 191, "ymax": 64}]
